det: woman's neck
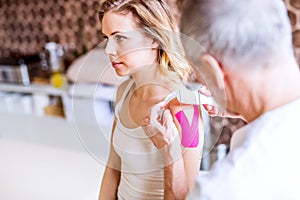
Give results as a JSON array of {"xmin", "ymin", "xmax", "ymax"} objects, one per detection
[{"xmin": 131, "ymin": 63, "xmax": 164, "ymax": 88}]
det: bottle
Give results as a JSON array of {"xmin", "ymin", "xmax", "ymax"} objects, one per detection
[
  {"xmin": 45, "ymin": 42, "xmax": 67, "ymax": 89},
  {"xmin": 217, "ymin": 144, "xmax": 228, "ymax": 161}
]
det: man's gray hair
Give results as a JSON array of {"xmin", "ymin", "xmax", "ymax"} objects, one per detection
[{"xmin": 181, "ymin": 0, "xmax": 293, "ymax": 69}]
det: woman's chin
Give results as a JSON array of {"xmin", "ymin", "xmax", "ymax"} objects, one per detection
[{"xmin": 115, "ymin": 70, "xmax": 128, "ymax": 77}]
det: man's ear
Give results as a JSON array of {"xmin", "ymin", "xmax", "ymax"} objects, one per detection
[
  {"xmin": 200, "ymin": 54, "xmax": 225, "ymax": 90},
  {"xmin": 152, "ymin": 39, "xmax": 160, "ymax": 49}
]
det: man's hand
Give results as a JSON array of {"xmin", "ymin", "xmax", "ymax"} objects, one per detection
[
  {"xmin": 199, "ymin": 85, "xmax": 241, "ymax": 118},
  {"xmin": 142, "ymin": 102, "xmax": 179, "ymax": 150}
]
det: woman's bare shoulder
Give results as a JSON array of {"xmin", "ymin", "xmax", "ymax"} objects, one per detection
[{"xmin": 167, "ymin": 84, "xmax": 198, "ymax": 115}]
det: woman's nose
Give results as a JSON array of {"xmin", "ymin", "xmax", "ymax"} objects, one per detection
[{"xmin": 104, "ymin": 39, "xmax": 117, "ymax": 56}]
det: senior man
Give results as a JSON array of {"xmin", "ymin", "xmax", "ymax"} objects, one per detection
[
  {"xmin": 182, "ymin": 0, "xmax": 300, "ymax": 199},
  {"xmin": 146, "ymin": 0, "xmax": 300, "ymax": 199}
]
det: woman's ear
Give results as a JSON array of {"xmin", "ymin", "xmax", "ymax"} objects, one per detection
[{"xmin": 200, "ymin": 54, "xmax": 225, "ymax": 90}]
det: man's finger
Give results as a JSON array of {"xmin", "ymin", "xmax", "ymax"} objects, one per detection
[{"xmin": 198, "ymin": 85, "xmax": 212, "ymax": 96}]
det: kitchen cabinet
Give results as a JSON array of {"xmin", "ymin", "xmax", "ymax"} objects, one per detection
[
  {"xmin": 0, "ymin": 82, "xmax": 115, "ymax": 200},
  {"xmin": 0, "ymin": 82, "xmax": 115, "ymax": 177}
]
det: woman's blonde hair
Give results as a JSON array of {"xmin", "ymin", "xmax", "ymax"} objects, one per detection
[{"xmin": 98, "ymin": 0, "xmax": 191, "ymax": 81}]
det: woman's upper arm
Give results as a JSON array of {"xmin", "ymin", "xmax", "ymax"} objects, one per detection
[
  {"xmin": 170, "ymin": 103, "xmax": 205, "ymax": 187},
  {"xmin": 106, "ymin": 118, "xmax": 121, "ymax": 170},
  {"xmin": 99, "ymin": 118, "xmax": 121, "ymax": 200}
]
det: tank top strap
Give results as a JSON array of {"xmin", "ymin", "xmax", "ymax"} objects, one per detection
[
  {"xmin": 120, "ymin": 79, "xmax": 134, "ymax": 102},
  {"xmin": 116, "ymin": 79, "xmax": 135, "ymax": 112}
]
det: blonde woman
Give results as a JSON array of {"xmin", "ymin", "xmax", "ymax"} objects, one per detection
[{"xmin": 98, "ymin": 0, "xmax": 204, "ymax": 199}]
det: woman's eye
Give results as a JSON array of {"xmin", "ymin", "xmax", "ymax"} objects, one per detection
[{"xmin": 115, "ymin": 35, "xmax": 126, "ymax": 42}]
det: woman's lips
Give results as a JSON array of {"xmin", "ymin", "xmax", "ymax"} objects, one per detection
[{"xmin": 112, "ymin": 62, "xmax": 122, "ymax": 68}]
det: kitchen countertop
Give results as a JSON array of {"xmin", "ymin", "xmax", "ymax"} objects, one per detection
[
  {"xmin": 0, "ymin": 138, "xmax": 104, "ymax": 200},
  {"xmin": 0, "ymin": 111, "xmax": 112, "ymax": 200}
]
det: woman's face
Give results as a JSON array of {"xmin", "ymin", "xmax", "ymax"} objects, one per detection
[{"xmin": 101, "ymin": 11, "xmax": 158, "ymax": 77}]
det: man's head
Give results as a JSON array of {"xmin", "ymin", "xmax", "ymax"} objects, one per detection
[{"xmin": 181, "ymin": 0, "xmax": 294, "ymax": 115}]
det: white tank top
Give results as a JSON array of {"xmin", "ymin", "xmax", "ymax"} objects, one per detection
[{"xmin": 113, "ymin": 79, "xmax": 164, "ymax": 200}]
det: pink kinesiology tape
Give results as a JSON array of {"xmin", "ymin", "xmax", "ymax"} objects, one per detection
[{"xmin": 175, "ymin": 105, "xmax": 199, "ymax": 148}]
